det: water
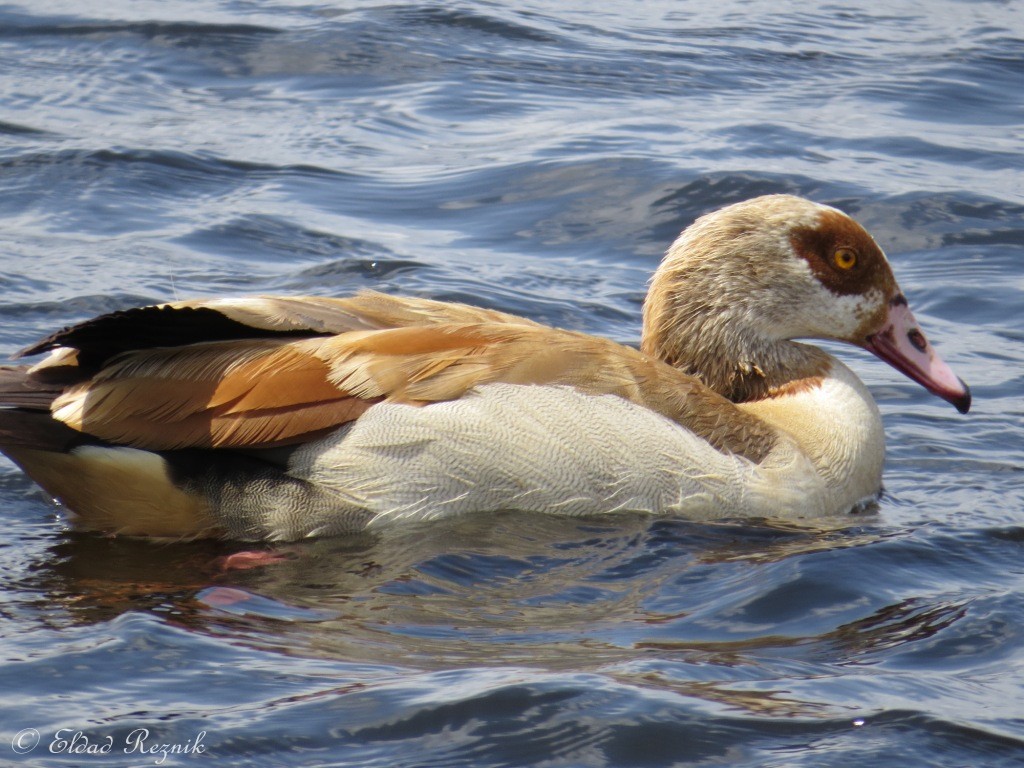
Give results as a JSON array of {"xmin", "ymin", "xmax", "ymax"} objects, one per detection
[{"xmin": 0, "ymin": 1, "xmax": 1022, "ymax": 765}]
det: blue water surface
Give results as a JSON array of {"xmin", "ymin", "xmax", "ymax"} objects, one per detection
[{"xmin": 0, "ymin": 1, "xmax": 1022, "ymax": 766}]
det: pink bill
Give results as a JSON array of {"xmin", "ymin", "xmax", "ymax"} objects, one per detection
[{"xmin": 863, "ymin": 297, "xmax": 971, "ymax": 414}]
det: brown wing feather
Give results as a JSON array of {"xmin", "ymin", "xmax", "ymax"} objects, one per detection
[
  {"xmin": 175, "ymin": 292, "xmax": 539, "ymax": 334},
  {"xmin": 47, "ymin": 319, "xmax": 777, "ymax": 461},
  {"xmin": 17, "ymin": 292, "xmax": 537, "ymax": 378},
  {"xmin": 51, "ymin": 338, "xmax": 371, "ymax": 449},
  {"xmin": 48, "ymin": 325, "xmax": 593, "ymax": 450}
]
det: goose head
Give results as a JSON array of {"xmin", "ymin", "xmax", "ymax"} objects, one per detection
[{"xmin": 642, "ymin": 194, "xmax": 971, "ymax": 413}]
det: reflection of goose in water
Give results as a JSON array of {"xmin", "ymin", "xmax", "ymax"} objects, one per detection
[{"xmin": 23, "ymin": 513, "xmax": 958, "ymax": 722}]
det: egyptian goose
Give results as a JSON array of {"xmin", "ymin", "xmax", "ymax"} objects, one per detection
[{"xmin": 0, "ymin": 195, "xmax": 970, "ymax": 540}]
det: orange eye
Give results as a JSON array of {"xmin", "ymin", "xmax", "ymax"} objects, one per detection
[{"xmin": 833, "ymin": 247, "xmax": 857, "ymax": 270}]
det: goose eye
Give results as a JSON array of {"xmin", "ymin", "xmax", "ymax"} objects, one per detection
[{"xmin": 833, "ymin": 247, "xmax": 858, "ymax": 270}]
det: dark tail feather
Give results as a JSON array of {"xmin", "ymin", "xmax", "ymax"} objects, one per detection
[
  {"xmin": 0, "ymin": 367, "xmax": 83, "ymax": 451},
  {"xmin": 0, "ymin": 365, "xmax": 63, "ymax": 410},
  {"xmin": 0, "ymin": 408, "xmax": 89, "ymax": 452},
  {"xmin": 16, "ymin": 303, "xmax": 325, "ymax": 371}
]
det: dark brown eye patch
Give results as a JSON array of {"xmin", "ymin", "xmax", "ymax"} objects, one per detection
[{"xmin": 788, "ymin": 210, "xmax": 896, "ymax": 298}]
